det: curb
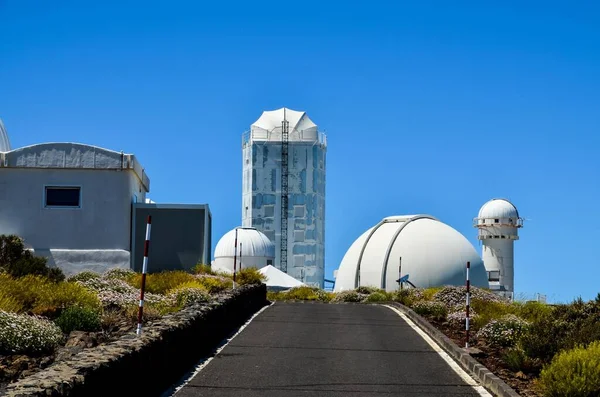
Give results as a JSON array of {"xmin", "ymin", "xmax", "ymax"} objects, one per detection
[{"xmin": 389, "ymin": 302, "xmax": 521, "ymax": 397}]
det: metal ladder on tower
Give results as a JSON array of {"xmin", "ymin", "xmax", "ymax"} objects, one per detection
[{"xmin": 280, "ymin": 110, "xmax": 289, "ymax": 273}]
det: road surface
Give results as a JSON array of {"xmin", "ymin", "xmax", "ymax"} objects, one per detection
[{"xmin": 173, "ymin": 302, "xmax": 488, "ymax": 397}]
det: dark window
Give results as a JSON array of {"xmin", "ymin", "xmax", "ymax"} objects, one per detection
[
  {"xmin": 267, "ymin": 259, "xmax": 273, "ymax": 266},
  {"xmin": 488, "ymin": 271, "xmax": 500, "ymax": 282},
  {"xmin": 45, "ymin": 187, "xmax": 81, "ymax": 207},
  {"xmin": 494, "ymin": 219, "xmax": 499, "ymax": 223}
]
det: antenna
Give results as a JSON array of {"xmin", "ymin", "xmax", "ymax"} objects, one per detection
[{"xmin": 280, "ymin": 109, "xmax": 289, "ymax": 273}]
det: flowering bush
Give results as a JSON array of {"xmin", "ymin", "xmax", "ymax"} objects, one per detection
[
  {"xmin": 331, "ymin": 290, "xmax": 367, "ymax": 303},
  {"xmin": 411, "ymin": 301, "xmax": 447, "ymax": 321},
  {"xmin": 67, "ymin": 271, "xmax": 101, "ymax": 283},
  {"xmin": 447, "ymin": 308, "xmax": 480, "ymax": 326},
  {"xmin": 0, "ymin": 310, "xmax": 64, "ymax": 354},
  {"xmin": 103, "ymin": 268, "xmax": 136, "ymax": 280},
  {"xmin": 167, "ymin": 287, "xmax": 211, "ymax": 307},
  {"xmin": 476, "ymin": 314, "xmax": 529, "ymax": 348},
  {"xmin": 432, "ymin": 286, "xmax": 504, "ymax": 310},
  {"xmin": 366, "ymin": 291, "xmax": 392, "ymax": 302},
  {"xmin": 77, "ymin": 276, "xmax": 169, "ymax": 308},
  {"xmin": 393, "ymin": 288, "xmax": 425, "ymax": 306}
]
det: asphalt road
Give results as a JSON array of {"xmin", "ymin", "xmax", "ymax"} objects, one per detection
[{"xmin": 174, "ymin": 302, "xmax": 485, "ymax": 397}]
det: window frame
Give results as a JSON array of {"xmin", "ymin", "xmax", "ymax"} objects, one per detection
[{"xmin": 43, "ymin": 185, "xmax": 82, "ymax": 209}]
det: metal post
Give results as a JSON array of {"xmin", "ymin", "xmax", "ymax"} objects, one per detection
[
  {"xmin": 465, "ymin": 261, "xmax": 471, "ymax": 348},
  {"xmin": 136, "ymin": 215, "xmax": 152, "ymax": 336},
  {"xmin": 399, "ymin": 257, "xmax": 403, "ymax": 290},
  {"xmin": 240, "ymin": 242, "xmax": 243, "ymax": 271},
  {"xmin": 233, "ymin": 228, "xmax": 238, "ymax": 289}
]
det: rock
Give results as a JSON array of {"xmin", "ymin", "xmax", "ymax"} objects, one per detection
[
  {"xmin": 10, "ymin": 356, "xmax": 30, "ymax": 372},
  {"xmin": 515, "ymin": 371, "xmax": 528, "ymax": 380},
  {"xmin": 39, "ymin": 357, "xmax": 53, "ymax": 369},
  {"xmin": 464, "ymin": 347, "xmax": 484, "ymax": 357},
  {"xmin": 64, "ymin": 331, "xmax": 98, "ymax": 349}
]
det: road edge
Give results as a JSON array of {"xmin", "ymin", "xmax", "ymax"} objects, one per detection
[{"xmin": 387, "ymin": 302, "xmax": 521, "ymax": 397}]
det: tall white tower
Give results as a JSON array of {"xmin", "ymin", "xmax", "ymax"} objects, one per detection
[
  {"xmin": 241, "ymin": 108, "xmax": 327, "ymax": 288},
  {"xmin": 474, "ymin": 198, "xmax": 523, "ymax": 300}
]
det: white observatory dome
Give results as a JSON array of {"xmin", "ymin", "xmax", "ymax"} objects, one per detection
[
  {"xmin": 212, "ymin": 227, "xmax": 275, "ymax": 273},
  {"xmin": 0, "ymin": 119, "xmax": 11, "ymax": 152},
  {"xmin": 334, "ymin": 215, "xmax": 488, "ymax": 292},
  {"xmin": 478, "ymin": 198, "xmax": 519, "ymax": 219},
  {"xmin": 250, "ymin": 107, "xmax": 319, "ymax": 142}
]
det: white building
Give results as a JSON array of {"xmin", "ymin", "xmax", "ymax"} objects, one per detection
[
  {"xmin": 0, "ymin": 139, "xmax": 149, "ymax": 275},
  {"xmin": 334, "ymin": 215, "xmax": 489, "ymax": 292},
  {"xmin": 474, "ymin": 198, "xmax": 523, "ymax": 300},
  {"xmin": 212, "ymin": 227, "xmax": 275, "ymax": 273},
  {"xmin": 241, "ymin": 107, "xmax": 327, "ymax": 288},
  {"xmin": 0, "ymin": 119, "xmax": 11, "ymax": 152}
]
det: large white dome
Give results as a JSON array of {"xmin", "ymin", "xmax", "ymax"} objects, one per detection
[
  {"xmin": 334, "ymin": 215, "xmax": 488, "ymax": 292},
  {"xmin": 478, "ymin": 198, "xmax": 519, "ymax": 220},
  {"xmin": 212, "ymin": 227, "xmax": 275, "ymax": 273}
]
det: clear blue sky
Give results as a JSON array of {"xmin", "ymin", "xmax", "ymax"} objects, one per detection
[{"xmin": 1, "ymin": 1, "xmax": 598, "ymax": 303}]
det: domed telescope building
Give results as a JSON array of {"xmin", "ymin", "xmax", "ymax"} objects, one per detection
[
  {"xmin": 474, "ymin": 198, "xmax": 523, "ymax": 300},
  {"xmin": 212, "ymin": 227, "xmax": 275, "ymax": 273},
  {"xmin": 333, "ymin": 215, "xmax": 489, "ymax": 292}
]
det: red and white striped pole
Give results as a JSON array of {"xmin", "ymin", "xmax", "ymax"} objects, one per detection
[
  {"xmin": 136, "ymin": 215, "xmax": 152, "ymax": 336},
  {"xmin": 465, "ymin": 261, "xmax": 471, "ymax": 348},
  {"xmin": 232, "ymin": 228, "xmax": 238, "ymax": 289}
]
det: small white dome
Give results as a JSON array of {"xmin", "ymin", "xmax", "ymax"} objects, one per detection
[
  {"xmin": 214, "ymin": 227, "xmax": 275, "ymax": 259},
  {"xmin": 334, "ymin": 215, "xmax": 488, "ymax": 292},
  {"xmin": 478, "ymin": 198, "xmax": 519, "ymax": 219},
  {"xmin": 0, "ymin": 119, "xmax": 11, "ymax": 152},
  {"xmin": 213, "ymin": 227, "xmax": 275, "ymax": 273}
]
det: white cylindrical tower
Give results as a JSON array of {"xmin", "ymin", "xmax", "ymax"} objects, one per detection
[
  {"xmin": 474, "ymin": 198, "xmax": 523, "ymax": 300},
  {"xmin": 241, "ymin": 107, "xmax": 327, "ymax": 288}
]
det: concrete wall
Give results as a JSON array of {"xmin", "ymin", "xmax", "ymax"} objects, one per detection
[
  {"xmin": 3, "ymin": 285, "xmax": 268, "ymax": 397},
  {"xmin": 132, "ymin": 204, "xmax": 211, "ymax": 273},
  {"xmin": 242, "ymin": 142, "xmax": 326, "ymax": 287}
]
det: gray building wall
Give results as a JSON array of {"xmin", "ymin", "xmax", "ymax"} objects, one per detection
[
  {"xmin": 0, "ymin": 143, "xmax": 148, "ymax": 274},
  {"xmin": 132, "ymin": 204, "xmax": 211, "ymax": 273}
]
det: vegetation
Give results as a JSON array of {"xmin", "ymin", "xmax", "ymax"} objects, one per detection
[
  {"xmin": 537, "ymin": 340, "xmax": 600, "ymax": 397},
  {"xmin": 0, "ymin": 234, "xmax": 65, "ymax": 282},
  {"xmin": 0, "ymin": 310, "xmax": 64, "ymax": 355}
]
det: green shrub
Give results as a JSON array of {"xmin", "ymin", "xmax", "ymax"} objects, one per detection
[
  {"xmin": 0, "ymin": 310, "xmax": 64, "ymax": 354},
  {"xmin": 128, "ymin": 271, "xmax": 196, "ymax": 294},
  {"xmin": 236, "ymin": 268, "xmax": 266, "ymax": 286},
  {"xmin": 54, "ymin": 305, "xmax": 102, "ymax": 334},
  {"xmin": 365, "ymin": 291, "xmax": 392, "ymax": 302},
  {"xmin": 537, "ymin": 341, "xmax": 600, "ymax": 397},
  {"xmin": 514, "ymin": 300, "xmax": 554, "ymax": 323},
  {"xmin": 167, "ymin": 287, "xmax": 211, "ymax": 307},
  {"xmin": 476, "ymin": 314, "xmax": 529, "ymax": 348},
  {"xmin": 519, "ymin": 299, "xmax": 600, "ymax": 364},
  {"xmin": 0, "ymin": 291, "xmax": 23, "ymax": 313},
  {"xmin": 192, "ymin": 264, "xmax": 216, "ymax": 275},
  {"xmin": 67, "ymin": 271, "xmax": 101, "ymax": 283},
  {"xmin": 502, "ymin": 347, "xmax": 541, "ymax": 373},
  {"xmin": 195, "ymin": 275, "xmax": 232, "ymax": 294},
  {"xmin": 356, "ymin": 286, "xmax": 380, "ymax": 295},
  {"xmin": 331, "ymin": 290, "xmax": 365, "ymax": 303},
  {"xmin": 412, "ymin": 301, "xmax": 447, "ymax": 321},
  {"xmin": 470, "ymin": 299, "xmax": 513, "ymax": 328},
  {"xmin": 393, "ymin": 288, "xmax": 425, "ymax": 306},
  {"xmin": 0, "ymin": 274, "xmax": 101, "ymax": 318},
  {"xmin": 274, "ymin": 286, "xmax": 332, "ymax": 302},
  {"xmin": 0, "ymin": 235, "xmax": 65, "ymax": 282},
  {"xmin": 103, "ymin": 268, "xmax": 136, "ymax": 280}
]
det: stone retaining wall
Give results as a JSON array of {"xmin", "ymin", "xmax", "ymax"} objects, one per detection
[{"xmin": 4, "ymin": 284, "xmax": 268, "ymax": 397}]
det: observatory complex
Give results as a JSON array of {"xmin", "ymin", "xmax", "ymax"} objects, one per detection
[
  {"xmin": 474, "ymin": 198, "xmax": 523, "ymax": 300},
  {"xmin": 333, "ymin": 215, "xmax": 489, "ymax": 292},
  {"xmin": 241, "ymin": 108, "xmax": 327, "ymax": 287}
]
